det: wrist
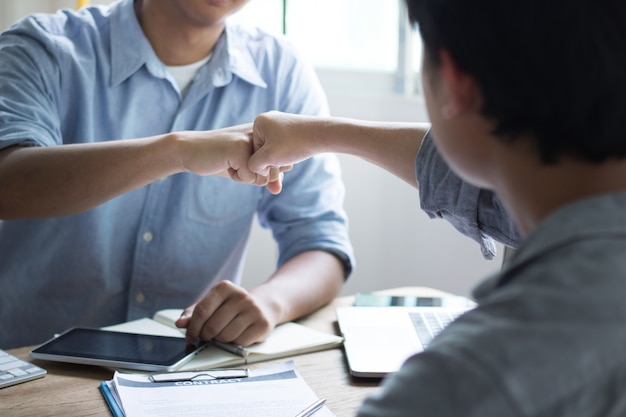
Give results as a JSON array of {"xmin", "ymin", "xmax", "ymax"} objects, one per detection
[
  {"xmin": 250, "ymin": 287, "xmax": 289, "ymax": 326},
  {"xmin": 162, "ymin": 131, "xmax": 194, "ymax": 174}
]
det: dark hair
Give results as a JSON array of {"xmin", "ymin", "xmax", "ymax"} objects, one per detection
[{"xmin": 406, "ymin": 0, "xmax": 626, "ymax": 164}]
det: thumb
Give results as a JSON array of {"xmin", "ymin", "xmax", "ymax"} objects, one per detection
[
  {"xmin": 265, "ymin": 171, "xmax": 284, "ymax": 195},
  {"xmin": 175, "ymin": 307, "xmax": 193, "ymax": 329},
  {"xmin": 248, "ymin": 146, "xmax": 272, "ymax": 176}
]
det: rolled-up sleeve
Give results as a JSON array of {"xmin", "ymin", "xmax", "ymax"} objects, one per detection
[
  {"xmin": 253, "ymin": 35, "xmax": 354, "ymax": 276},
  {"xmin": 257, "ymin": 152, "xmax": 354, "ymax": 277},
  {"xmin": 0, "ymin": 17, "xmax": 72, "ymax": 151},
  {"xmin": 416, "ymin": 130, "xmax": 521, "ymax": 259}
]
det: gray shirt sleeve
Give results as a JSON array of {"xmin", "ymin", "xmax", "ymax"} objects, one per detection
[{"xmin": 415, "ymin": 130, "xmax": 521, "ymax": 259}]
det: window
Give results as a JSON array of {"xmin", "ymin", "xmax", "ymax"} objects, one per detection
[
  {"xmin": 230, "ymin": 1, "xmax": 426, "ymax": 122},
  {"xmin": 285, "ymin": 0, "xmax": 401, "ymax": 73}
]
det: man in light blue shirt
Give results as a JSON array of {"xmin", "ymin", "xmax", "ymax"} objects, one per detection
[{"xmin": 0, "ymin": 0, "xmax": 353, "ymax": 349}]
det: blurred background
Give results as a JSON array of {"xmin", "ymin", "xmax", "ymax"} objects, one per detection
[{"xmin": 0, "ymin": 1, "xmax": 503, "ymax": 297}]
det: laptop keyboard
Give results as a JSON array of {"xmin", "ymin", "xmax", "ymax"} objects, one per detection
[
  {"xmin": 409, "ymin": 310, "xmax": 463, "ymax": 348},
  {"xmin": 0, "ymin": 349, "xmax": 46, "ymax": 389}
]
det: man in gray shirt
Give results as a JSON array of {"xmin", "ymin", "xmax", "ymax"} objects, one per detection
[{"xmin": 249, "ymin": 0, "xmax": 626, "ymax": 415}]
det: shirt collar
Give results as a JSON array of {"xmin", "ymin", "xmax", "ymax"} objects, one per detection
[
  {"xmin": 193, "ymin": 22, "xmax": 267, "ymax": 89},
  {"xmin": 109, "ymin": 1, "xmax": 266, "ymax": 89},
  {"xmin": 110, "ymin": 0, "xmax": 167, "ymax": 86}
]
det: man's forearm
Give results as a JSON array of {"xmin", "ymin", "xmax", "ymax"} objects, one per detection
[
  {"xmin": 317, "ymin": 117, "xmax": 430, "ymax": 189},
  {"xmin": 250, "ymin": 250, "xmax": 346, "ymax": 325},
  {"xmin": 0, "ymin": 124, "xmax": 264, "ymax": 220},
  {"xmin": 251, "ymin": 112, "xmax": 430, "ymax": 190},
  {"xmin": 0, "ymin": 134, "xmax": 181, "ymax": 219}
]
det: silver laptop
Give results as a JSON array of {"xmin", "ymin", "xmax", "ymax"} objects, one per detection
[{"xmin": 336, "ymin": 305, "xmax": 471, "ymax": 378}]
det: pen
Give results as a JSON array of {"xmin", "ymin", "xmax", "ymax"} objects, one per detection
[
  {"xmin": 211, "ymin": 340, "xmax": 249, "ymax": 359},
  {"xmin": 294, "ymin": 398, "xmax": 326, "ymax": 417}
]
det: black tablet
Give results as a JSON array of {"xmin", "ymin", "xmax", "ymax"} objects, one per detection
[{"xmin": 30, "ymin": 327, "xmax": 208, "ymax": 372}]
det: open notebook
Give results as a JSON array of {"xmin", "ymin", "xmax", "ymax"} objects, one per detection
[
  {"xmin": 104, "ymin": 309, "xmax": 343, "ymax": 371},
  {"xmin": 336, "ymin": 304, "xmax": 472, "ymax": 378}
]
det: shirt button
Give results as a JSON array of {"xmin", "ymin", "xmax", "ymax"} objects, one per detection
[
  {"xmin": 135, "ymin": 292, "xmax": 145, "ymax": 303},
  {"xmin": 143, "ymin": 231, "xmax": 153, "ymax": 242}
]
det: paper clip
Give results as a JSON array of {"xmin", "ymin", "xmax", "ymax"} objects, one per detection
[{"xmin": 150, "ymin": 368, "xmax": 250, "ymax": 383}]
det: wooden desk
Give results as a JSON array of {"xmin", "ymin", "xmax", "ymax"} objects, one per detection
[{"xmin": 1, "ymin": 287, "xmax": 450, "ymax": 417}]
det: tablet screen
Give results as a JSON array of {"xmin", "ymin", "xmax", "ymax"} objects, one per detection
[{"xmin": 31, "ymin": 327, "xmax": 204, "ymax": 371}]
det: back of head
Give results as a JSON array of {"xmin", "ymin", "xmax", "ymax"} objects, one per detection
[{"xmin": 406, "ymin": 0, "xmax": 626, "ymax": 164}]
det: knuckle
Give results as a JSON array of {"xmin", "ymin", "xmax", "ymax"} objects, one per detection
[
  {"xmin": 192, "ymin": 302, "xmax": 211, "ymax": 318},
  {"xmin": 213, "ymin": 280, "xmax": 234, "ymax": 295},
  {"xmin": 199, "ymin": 322, "xmax": 221, "ymax": 341}
]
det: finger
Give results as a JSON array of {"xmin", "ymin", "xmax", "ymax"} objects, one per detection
[
  {"xmin": 265, "ymin": 170, "xmax": 283, "ymax": 194},
  {"xmin": 229, "ymin": 168, "xmax": 273, "ymax": 188},
  {"xmin": 229, "ymin": 320, "xmax": 273, "ymax": 346},
  {"xmin": 268, "ymin": 167, "xmax": 281, "ymax": 183},
  {"xmin": 229, "ymin": 167, "xmax": 257, "ymax": 184},
  {"xmin": 185, "ymin": 297, "xmax": 223, "ymax": 342},
  {"xmin": 175, "ymin": 306, "xmax": 195, "ymax": 342},
  {"xmin": 248, "ymin": 147, "xmax": 272, "ymax": 176},
  {"xmin": 212, "ymin": 313, "xmax": 253, "ymax": 344},
  {"xmin": 265, "ymin": 179, "xmax": 283, "ymax": 195},
  {"xmin": 176, "ymin": 306, "xmax": 194, "ymax": 328},
  {"xmin": 196, "ymin": 305, "xmax": 239, "ymax": 342},
  {"xmin": 188, "ymin": 281, "xmax": 249, "ymax": 342}
]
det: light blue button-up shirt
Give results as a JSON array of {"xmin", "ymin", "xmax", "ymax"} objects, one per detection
[{"xmin": 0, "ymin": 0, "xmax": 353, "ymax": 349}]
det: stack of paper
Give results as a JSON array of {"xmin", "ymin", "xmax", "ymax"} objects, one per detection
[{"xmin": 100, "ymin": 361, "xmax": 335, "ymax": 417}]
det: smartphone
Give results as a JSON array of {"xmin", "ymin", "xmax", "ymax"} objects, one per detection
[
  {"xmin": 353, "ymin": 293, "xmax": 472, "ymax": 308},
  {"xmin": 30, "ymin": 327, "xmax": 209, "ymax": 372}
]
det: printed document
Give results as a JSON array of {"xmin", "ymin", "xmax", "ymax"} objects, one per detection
[{"xmin": 100, "ymin": 361, "xmax": 335, "ymax": 417}]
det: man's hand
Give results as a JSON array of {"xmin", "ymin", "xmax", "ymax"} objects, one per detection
[
  {"xmin": 250, "ymin": 111, "xmax": 322, "ymax": 191},
  {"xmin": 177, "ymin": 124, "xmax": 261, "ymax": 183},
  {"xmin": 175, "ymin": 280, "xmax": 276, "ymax": 346},
  {"xmin": 176, "ymin": 123, "xmax": 289, "ymax": 193}
]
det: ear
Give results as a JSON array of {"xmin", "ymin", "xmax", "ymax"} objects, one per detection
[{"xmin": 437, "ymin": 50, "xmax": 480, "ymax": 119}]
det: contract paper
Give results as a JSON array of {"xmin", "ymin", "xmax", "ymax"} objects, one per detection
[{"xmin": 102, "ymin": 361, "xmax": 335, "ymax": 417}]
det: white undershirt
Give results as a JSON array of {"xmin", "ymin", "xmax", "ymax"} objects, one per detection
[{"xmin": 166, "ymin": 54, "xmax": 212, "ymax": 97}]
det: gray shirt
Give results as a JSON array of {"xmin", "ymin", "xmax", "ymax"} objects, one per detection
[{"xmin": 357, "ymin": 181, "xmax": 626, "ymax": 416}]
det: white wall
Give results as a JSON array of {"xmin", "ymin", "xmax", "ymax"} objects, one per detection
[{"xmin": 0, "ymin": 1, "xmax": 503, "ymax": 298}]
